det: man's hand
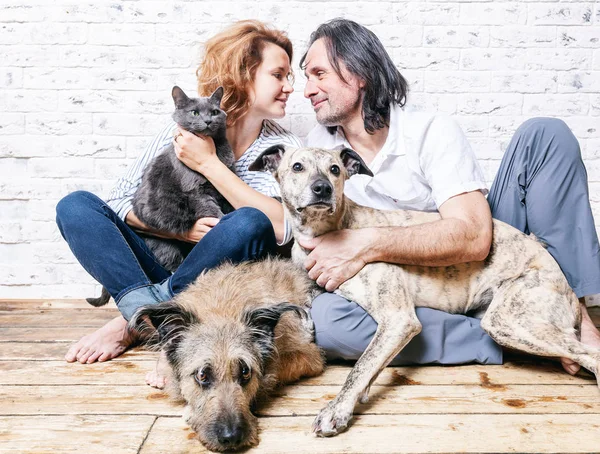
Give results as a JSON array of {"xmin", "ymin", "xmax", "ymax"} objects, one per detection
[
  {"xmin": 298, "ymin": 229, "xmax": 374, "ymax": 292},
  {"xmin": 177, "ymin": 217, "xmax": 219, "ymax": 243}
]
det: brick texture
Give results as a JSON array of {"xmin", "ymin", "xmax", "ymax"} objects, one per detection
[{"xmin": 1, "ymin": 1, "xmax": 599, "ymax": 300}]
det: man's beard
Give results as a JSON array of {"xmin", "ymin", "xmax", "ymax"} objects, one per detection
[{"xmin": 316, "ymin": 97, "xmax": 362, "ymax": 127}]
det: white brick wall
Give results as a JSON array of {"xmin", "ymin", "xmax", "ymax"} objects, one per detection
[{"xmin": 1, "ymin": 0, "xmax": 600, "ymax": 303}]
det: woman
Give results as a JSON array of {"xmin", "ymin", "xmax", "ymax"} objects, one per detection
[{"xmin": 55, "ymin": 20, "xmax": 301, "ymax": 365}]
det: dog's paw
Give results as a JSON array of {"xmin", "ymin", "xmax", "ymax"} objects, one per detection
[
  {"xmin": 182, "ymin": 405, "xmax": 193, "ymax": 425},
  {"xmin": 312, "ymin": 401, "xmax": 352, "ymax": 437},
  {"xmin": 358, "ymin": 386, "xmax": 370, "ymax": 404}
]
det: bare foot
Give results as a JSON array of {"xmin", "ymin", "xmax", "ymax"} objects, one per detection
[
  {"xmin": 561, "ymin": 299, "xmax": 600, "ymax": 375},
  {"xmin": 146, "ymin": 370, "xmax": 167, "ymax": 389},
  {"xmin": 65, "ymin": 315, "xmax": 136, "ymax": 364}
]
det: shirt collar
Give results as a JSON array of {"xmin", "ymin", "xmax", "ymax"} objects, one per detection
[{"xmin": 333, "ymin": 104, "xmax": 404, "ymax": 159}]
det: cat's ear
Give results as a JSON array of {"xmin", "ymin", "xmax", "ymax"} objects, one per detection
[
  {"xmin": 210, "ymin": 87, "xmax": 224, "ymax": 106},
  {"xmin": 172, "ymin": 86, "xmax": 191, "ymax": 109},
  {"xmin": 249, "ymin": 144, "xmax": 287, "ymax": 173}
]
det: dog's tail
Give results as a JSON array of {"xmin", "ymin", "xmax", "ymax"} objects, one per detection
[{"xmin": 86, "ymin": 287, "xmax": 111, "ymax": 307}]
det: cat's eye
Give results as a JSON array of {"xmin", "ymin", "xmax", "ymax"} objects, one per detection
[
  {"xmin": 211, "ymin": 109, "xmax": 220, "ymax": 116},
  {"xmin": 195, "ymin": 367, "xmax": 211, "ymax": 387},
  {"xmin": 292, "ymin": 162, "xmax": 304, "ymax": 172},
  {"xmin": 191, "ymin": 110, "xmax": 199, "ymax": 116},
  {"xmin": 330, "ymin": 165, "xmax": 340, "ymax": 176},
  {"xmin": 240, "ymin": 363, "xmax": 252, "ymax": 383}
]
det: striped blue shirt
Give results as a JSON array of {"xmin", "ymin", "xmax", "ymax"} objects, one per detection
[{"xmin": 106, "ymin": 119, "xmax": 301, "ymax": 244}]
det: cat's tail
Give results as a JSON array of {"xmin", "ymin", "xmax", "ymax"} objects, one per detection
[{"xmin": 86, "ymin": 287, "xmax": 111, "ymax": 307}]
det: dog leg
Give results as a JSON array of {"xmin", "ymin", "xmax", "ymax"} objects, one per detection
[
  {"xmin": 277, "ymin": 344, "xmax": 325, "ymax": 384},
  {"xmin": 481, "ymin": 287, "xmax": 600, "ymax": 387},
  {"xmin": 274, "ymin": 311, "xmax": 325, "ymax": 384},
  {"xmin": 146, "ymin": 350, "xmax": 169, "ymax": 389},
  {"xmin": 312, "ymin": 300, "xmax": 421, "ymax": 437}
]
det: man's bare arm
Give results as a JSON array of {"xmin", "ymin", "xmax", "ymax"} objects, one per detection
[
  {"xmin": 301, "ymin": 191, "xmax": 493, "ymax": 291},
  {"xmin": 365, "ymin": 191, "xmax": 493, "ymax": 266}
]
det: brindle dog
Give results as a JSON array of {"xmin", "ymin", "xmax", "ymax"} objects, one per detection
[
  {"xmin": 129, "ymin": 258, "xmax": 324, "ymax": 452},
  {"xmin": 249, "ymin": 144, "xmax": 600, "ymax": 437}
]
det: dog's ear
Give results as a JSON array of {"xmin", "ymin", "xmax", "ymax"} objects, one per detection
[
  {"xmin": 172, "ymin": 86, "xmax": 191, "ymax": 109},
  {"xmin": 248, "ymin": 144, "xmax": 287, "ymax": 173},
  {"xmin": 244, "ymin": 303, "xmax": 308, "ymax": 363},
  {"xmin": 129, "ymin": 300, "xmax": 197, "ymax": 344},
  {"xmin": 209, "ymin": 86, "xmax": 224, "ymax": 106},
  {"xmin": 339, "ymin": 147, "xmax": 373, "ymax": 177}
]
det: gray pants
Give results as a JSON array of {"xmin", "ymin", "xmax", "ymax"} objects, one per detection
[{"xmin": 310, "ymin": 118, "xmax": 600, "ymax": 365}]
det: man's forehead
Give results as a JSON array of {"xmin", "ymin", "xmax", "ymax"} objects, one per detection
[{"xmin": 304, "ymin": 39, "xmax": 329, "ymax": 69}]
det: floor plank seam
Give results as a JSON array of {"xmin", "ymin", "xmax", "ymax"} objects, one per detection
[{"xmin": 136, "ymin": 415, "xmax": 158, "ymax": 454}]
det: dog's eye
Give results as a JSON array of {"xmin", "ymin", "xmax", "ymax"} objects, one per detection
[
  {"xmin": 240, "ymin": 363, "xmax": 252, "ymax": 383},
  {"xmin": 195, "ymin": 367, "xmax": 211, "ymax": 387},
  {"xmin": 191, "ymin": 110, "xmax": 199, "ymax": 116},
  {"xmin": 292, "ymin": 162, "xmax": 304, "ymax": 172},
  {"xmin": 330, "ymin": 165, "xmax": 340, "ymax": 176}
]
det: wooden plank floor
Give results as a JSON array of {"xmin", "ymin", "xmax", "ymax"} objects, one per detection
[{"xmin": 1, "ymin": 299, "xmax": 599, "ymax": 453}]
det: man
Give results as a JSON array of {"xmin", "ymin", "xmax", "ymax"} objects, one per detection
[{"xmin": 301, "ymin": 19, "xmax": 600, "ymax": 374}]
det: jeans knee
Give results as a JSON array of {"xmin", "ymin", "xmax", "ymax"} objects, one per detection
[
  {"xmin": 228, "ymin": 207, "xmax": 274, "ymax": 240},
  {"xmin": 56, "ymin": 191, "xmax": 100, "ymax": 231}
]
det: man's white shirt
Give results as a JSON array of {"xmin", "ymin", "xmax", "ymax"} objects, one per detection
[{"xmin": 305, "ymin": 105, "xmax": 488, "ymax": 213}]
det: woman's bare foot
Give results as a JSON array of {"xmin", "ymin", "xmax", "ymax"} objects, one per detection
[
  {"xmin": 65, "ymin": 315, "xmax": 136, "ymax": 364},
  {"xmin": 561, "ymin": 299, "xmax": 600, "ymax": 375}
]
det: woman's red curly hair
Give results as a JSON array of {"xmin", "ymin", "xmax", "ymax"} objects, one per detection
[{"xmin": 196, "ymin": 20, "xmax": 293, "ymax": 126}]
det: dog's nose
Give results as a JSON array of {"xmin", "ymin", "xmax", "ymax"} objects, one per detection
[
  {"xmin": 311, "ymin": 180, "xmax": 332, "ymax": 198},
  {"xmin": 216, "ymin": 420, "xmax": 245, "ymax": 447}
]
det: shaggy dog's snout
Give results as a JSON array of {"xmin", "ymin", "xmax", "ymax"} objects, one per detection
[{"xmin": 214, "ymin": 413, "xmax": 249, "ymax": 449}]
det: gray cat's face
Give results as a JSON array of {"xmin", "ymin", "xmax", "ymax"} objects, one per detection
[{"xmin": 171, "ymin": 86, "xmax": 227, "ymax": 136}]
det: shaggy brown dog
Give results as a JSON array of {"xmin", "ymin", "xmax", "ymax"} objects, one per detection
[{"xmin": 129, "ymin": 258, "xmax": 324, "ymax": 452}]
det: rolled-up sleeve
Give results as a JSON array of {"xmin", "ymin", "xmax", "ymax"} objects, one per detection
[
  {"xmin": 419, "ymin": 115, "xmax": 488, "ymax": 209},
  {"xmin": 106, "ymin": 121, "xmax": 176, "ymax": 221}
]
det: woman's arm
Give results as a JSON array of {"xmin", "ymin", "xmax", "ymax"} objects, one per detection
[
  {"xmin": 174, "ymin": 130, "xmax": 286, "ymax": 243},
  {"xmin": 126, "ymin": 210, "xmax": 219, "ymax": 243}
]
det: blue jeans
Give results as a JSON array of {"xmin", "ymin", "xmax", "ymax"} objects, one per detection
[{"xmin": 56, "ymin": 191, "xmax": 277, "ymax": 320}]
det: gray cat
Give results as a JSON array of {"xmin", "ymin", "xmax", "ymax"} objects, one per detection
[{"xmin": 87, "ymin": 86, "xmax": 235, "ymax": 307}]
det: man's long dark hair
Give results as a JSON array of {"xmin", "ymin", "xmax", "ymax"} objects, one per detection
[{"xmin": 300, "ymin": 19, "xmax": 409, "ymax": 135}]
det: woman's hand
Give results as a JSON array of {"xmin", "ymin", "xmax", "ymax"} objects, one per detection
[
  {"xmin": 177, "ymin": 217, "xmax": 220, "ymax": 243},
  {"xmin": 173, "ymin": 127, "xmax": 218, "ymax": 174}
]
